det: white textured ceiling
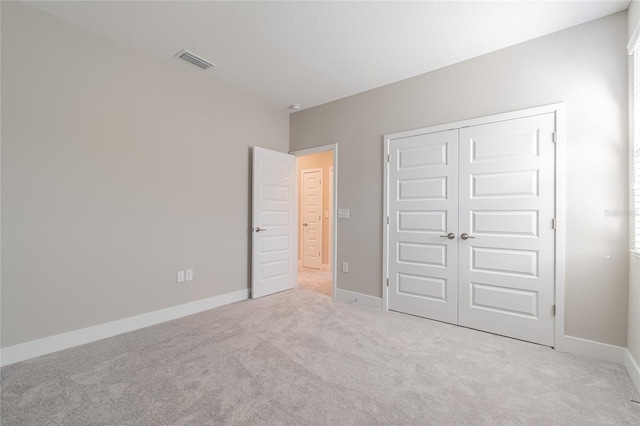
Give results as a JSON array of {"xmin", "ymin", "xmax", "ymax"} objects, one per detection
[{"xmin": 26, "ymin": 1, "xmax": 630, "ymax": 111}]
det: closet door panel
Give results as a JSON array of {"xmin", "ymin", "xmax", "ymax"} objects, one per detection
[
  {"xmin": 388, "ymin": 130, "xmax": 459, "ymax": 324},
  {"xmin": 458, "ymin": 113, "xmax": 556, "ymax": 346}
]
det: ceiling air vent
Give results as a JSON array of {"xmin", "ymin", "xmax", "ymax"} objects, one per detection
[{"xmin": 175, "ymin": 49, "xmax": 217, "ymax": 70}]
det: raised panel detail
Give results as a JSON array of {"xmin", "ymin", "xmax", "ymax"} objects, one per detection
[
  {"xmin": 471, "ymin": 130, "xmax": 539, "ymax": 162},
  {"xmin": 398, "ymin": 211, "xmax": 447, "ymax": 233},
  {"xmin": 398, "ymin": 177, "xmax": 447, "ymax": 200},
  {"xmin": 261, "ymin": 235, "xmax": 288, "ymax": 254},
  {"xmin": 398, "ymin": 242, "xmax": 446, "ymax": 267},
  {"xmin": 472, "ymin": 170, "xmax": 538, "ymax": 198},
  {"xmin": 261, "ymin": 159, "xmax": 290, "ymax": 178},
  {"xmin": 471, "ymin": 210, "xmax": 538, "ymax": 237},
  {"xmin": 261, "ymin": 260, "xmax": 288, "ymax": 280},
  {"xmin": 398, "ymin": 142, "xmax": 447, "ymax": 169},
  {"xmin": 471, "ymin": 247, "xmax": 538, "ymax": 277},
  {"xmin": 398, "ymin": 273, "xmax": 446, "ymax": 301},
  {"xmin": 261, "ymin": 184, "xmax": 289, "ymax": 202},
  {"xmin": 261, "ymin": 211, "xmax": 288, "ymax": 226},
  {"xmin": 470, "ymin": 283, "xmax": 538, "ymax": 318}
]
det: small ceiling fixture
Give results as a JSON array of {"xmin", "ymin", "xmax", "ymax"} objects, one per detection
[
  {"xmin": 289, "ymin": 104, "xmax": 302, "ymax": 111},
  {"xmin": 175, "ymin": 49, "xmax": 217, "ymax": 70}
]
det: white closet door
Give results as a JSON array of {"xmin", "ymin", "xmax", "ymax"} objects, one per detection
[
  {"xmin": 388, "ymin": 130, "xmax": 459, "ymax": 324},
  {"xmin": 457, "ymin": 113, "xmax": 556, "ymax": 346}
]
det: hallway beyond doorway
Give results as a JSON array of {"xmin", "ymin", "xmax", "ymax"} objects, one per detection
[{"xmin": 297, "ymin": 267, "xmax": 332, "ymax": 297}]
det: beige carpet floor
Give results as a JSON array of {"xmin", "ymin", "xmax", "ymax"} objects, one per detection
[{"xmin": 2, "ymin": 283, "xmax": 639, "ymax": 425}]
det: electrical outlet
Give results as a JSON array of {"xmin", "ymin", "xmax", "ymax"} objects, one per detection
[
  {"xmin": 338, "ymin": 209, "xmax": 350, "ymax": 219},
  {"xmin": 177, "ymin": 270, "xmax": 185, "ymax": 283},
  {"xmin": 186, "ymin": 269, "xmax": 193, "ymax": 282},
  {"xmin": 342, "ymin": 262, "xmax": 349, "ymax": 273}
]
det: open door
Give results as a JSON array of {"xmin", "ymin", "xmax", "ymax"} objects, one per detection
[{"xmin": 251, "ymin": 147, "xmax": 296, "ymax": 298}]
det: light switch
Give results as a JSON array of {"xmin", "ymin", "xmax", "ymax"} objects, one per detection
[{"xmin": 338, "ymin": 208, "xmax": 350, "ymax": 219}]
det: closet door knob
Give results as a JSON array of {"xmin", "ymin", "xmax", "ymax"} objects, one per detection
[
  {"xmin": 440, "ymin": 233, "xmax": 455, "ymax": 240},
  {"xmin": 460, "ymin": 233, "xmax": 475, "ymax": 240}
]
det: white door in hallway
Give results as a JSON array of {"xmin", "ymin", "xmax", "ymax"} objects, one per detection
[
  {"xmin": 458, "ymin": 113, "xmax": 556, "ymax": 346},
  {"xmin": 301, "ymin": 168, "xmax": 323, "ymax": 269},
  {"xmin": 386, "ymin": 111, "xmax": 557, "ymax": 346},
  {"xmin": 387, "ymin": 130, "xmax": 459, "ymax": 325},
  {"xmin": 252, "ymin": 147, "xmax": 296, "ymax": 298}
]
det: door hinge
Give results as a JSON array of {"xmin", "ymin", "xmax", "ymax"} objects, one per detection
[
  {"xmin": 386, "ymin": 278, "xmax": 389, "ymax": 287},
  {"xmin": 387, "ymin": 154, "xmax": 390, "ymax": 162},
  {"xmin": 552, "ymin": 218, "xmax": 557, "ymax": 230},
  {"xmin": 552, "ymin": 305, "xmax": 556, "ymax": 316},
  {"xmin": 552, "ymin": 132, "xmax": 557, "ymax": 143},
  {"xmin": 387, "ymin": 216, "xmax": 389, "ymax": 225}
]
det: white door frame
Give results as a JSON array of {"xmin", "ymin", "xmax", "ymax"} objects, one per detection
[
  {"xmin": 291, "ymin": 144, "xmax": 338, "ymax": 299},
  {"xmin": 329, "ymin": 166, "xmax": 334, "ymax": 272},
  {"xmin": 383, "ymin": 103, "xmax": 566, "ymax": 348},
  {"xmin": 301, "ymin": 167, "xmax": 324, "ymax": 269}
]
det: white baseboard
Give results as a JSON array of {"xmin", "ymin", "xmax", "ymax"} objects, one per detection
[
  {"xmin": 556, "ymin": 335, "xmax": 626, "ymax": 364},
  {"xmin": 0, "ymin": 289, "xmax": 249, "ymax": 367},
  {"xmin": 543, "ymin": 336, "xmax": 640, "ymax": 395},
  {"xmin": 335, "ymin": 288, "xmax": 382, "ymax": 309},
  {"xmin": 624, "ymin": 349, "xmax": 640, "ymax": 395}
]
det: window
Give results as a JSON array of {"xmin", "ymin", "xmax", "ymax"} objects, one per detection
[{"xmin": 634, "ymin": 41, "xmax": 640, "ymax": 253}]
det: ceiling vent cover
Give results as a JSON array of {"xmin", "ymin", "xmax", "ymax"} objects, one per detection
[{"xmin": 175, "ymin": 49, "xmax": 217, "ymax": 70}]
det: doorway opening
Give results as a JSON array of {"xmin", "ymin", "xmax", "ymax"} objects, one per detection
[{"xmin": 292, "ymin": 145, "xmax": 337, "ymax": 298}]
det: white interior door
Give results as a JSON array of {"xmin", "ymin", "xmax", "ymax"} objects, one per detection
[
  {"xmin": 387, "ymin": 130, "xmax": 459, "ymax": 324},
  {"xmin": 301, "ymin": 169, "xmax": 323, "ymax": 269},
  {"xmin": 458, "ymin": 113, "xmax": 556, "ymax": 346},
  {"xmin": 252, "ymin": 147, "xmax": 296, "ymax": 299}
]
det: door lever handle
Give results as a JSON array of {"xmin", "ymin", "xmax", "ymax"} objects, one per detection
[
  {"xmin": 460, "ymin": 233, "xmax": 475, "ymax": 240},
  {"xmin": 255, "ymin": 227, "xmax": 267, "ymax": 232},
  {"xmin": 440, "ymin": 233, "xmax": 455, "ymax": 240}
]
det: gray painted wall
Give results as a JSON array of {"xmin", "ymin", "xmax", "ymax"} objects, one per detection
[
  {"xmin": 291, "ymin": 12, "xmax": 630, "ymax": 347},
  {"xmin": 1, "ymin": 2, "xmax": 289, "ymax": 347},
  {"xmin": 628, "ymin": 0, "xmax": 640, "ymax": 366}
]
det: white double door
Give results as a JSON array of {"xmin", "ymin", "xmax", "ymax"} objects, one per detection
[{"xmin": 387, "ymin": 113, "xmax": 556, "ymax": 346}]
